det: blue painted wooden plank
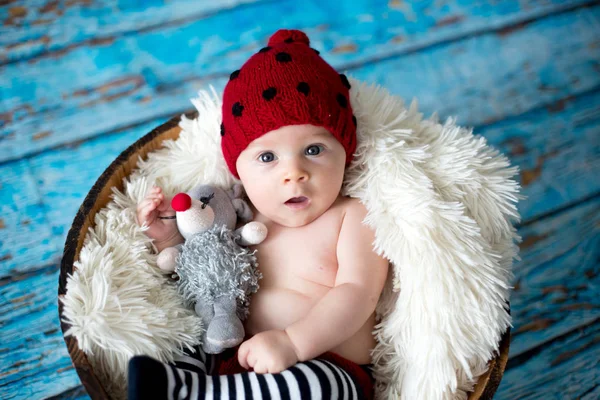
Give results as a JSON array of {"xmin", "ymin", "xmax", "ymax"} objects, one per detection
[
  {"xmin": 48, "ymin": 386, "xmax": 89, "ymax": 400},
  {"xmin": 496, "ymin": 321, "xmax": 600, "ymax": 399},
  {"xmin": 580, "ymin": 383, "xmax": 600, "ymax": 400},
  {"xmin": 0, "ymin": 160, "xmax": 58, "ymax": 279},
  {"xmin": 0, "ymin": 0, "xmax": 595, "ymax": 162},
  {"xmin": 351, "ymin": 5, "xmax": 600, "ymax": 127},
  {"xmin": 27, "ymin": 118, "xmax": 166, "ymax": 254},
  {"xmin": 508, "ymin": 196, "xmax": 599, "ymax": 357},
  {"xmin": 0, "ymin": 0, "xmax": 260, "ymax": 64},
  {"xmin": 478, "ymin": 89, "xmax": 600, "ymax": 222},
  {"xmin": 0, "ymin": 118, "xmax": 164, "ymax": 280},
  {"xmin": 0, "ymin": 269, "xmax": 81, "ymax": 400},
  {"xmin": 0, "ymin": 0, "xmax": 588, "ymax": 65}
]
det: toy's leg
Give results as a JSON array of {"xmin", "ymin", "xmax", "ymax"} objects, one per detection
[
  {"xmin": 194, "ymin": 299, "xmax": 220, "ymax": 354},
  {"xmin": 128, "ymin": 355, "xmax": 367, "ymax": 399},
  {"xmin": 194, "ymin": 299, "xmax": 215, "ymax": 326},
  {"xmin": 205, "ymin": 296, "xmax": 244, "ymax": 354}
]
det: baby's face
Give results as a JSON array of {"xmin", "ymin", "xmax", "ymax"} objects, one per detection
[{"xmin": 236, "ymin": 124, "xmax": 346, "ymax": 228}]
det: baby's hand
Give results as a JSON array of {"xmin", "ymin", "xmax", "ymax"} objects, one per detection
[
  {"xmin": 238, "ymin": 330, "xmax": 299, "ymax": 374},
  {"xmin": 137, "ymin": 186, "xmax": 183, "ymax": 251}
]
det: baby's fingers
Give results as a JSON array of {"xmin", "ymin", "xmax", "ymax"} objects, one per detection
[
  {"xmin": 137, "ymin": 200, "xmax": 158, "ymax": 224},
  {"xmin": 157, "ymin": 196, "xmax": 172, "ymax": 212},
  {"xmin": 238, "ymin": 342, "xmax": 250, "ymax": 370}
]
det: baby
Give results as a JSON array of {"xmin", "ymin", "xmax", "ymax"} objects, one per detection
[{"xmin": 130, "ymin": 29, "xmax": 389, "ymax": 400}]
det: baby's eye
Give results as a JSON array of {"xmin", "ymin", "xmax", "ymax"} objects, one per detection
[
  {"xmin": 259, "ymin": 152, "xmax": 276, "ymax": 163},
  {"xmin": 305, "ymin": 145, "xmax": 324, "ymax": 156}
]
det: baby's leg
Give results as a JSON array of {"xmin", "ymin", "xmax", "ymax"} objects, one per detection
[
  {"xmin": 172, "ymin": 344, "xmax": 220, "ymax": 375},
  {"xmin": 128, "ymin": 345, "xmax": 221, "ymax": 398},
  {"xmin": 128, "ymin": 354, "xmax": 366, "ymax": 399}
]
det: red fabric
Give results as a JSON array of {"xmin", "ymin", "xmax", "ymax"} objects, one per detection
[
  {"xmin": 220, "ymin": 29, "xmax": 357, "ymax": 178},
  {"xmin": 215, "ymin": 347, "xmax": 374, "ymax": 400}
]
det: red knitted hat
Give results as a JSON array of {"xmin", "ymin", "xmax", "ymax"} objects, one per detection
[{"xmin": 220, "ymin": 29, "xmax": 357, "ymax": 178}]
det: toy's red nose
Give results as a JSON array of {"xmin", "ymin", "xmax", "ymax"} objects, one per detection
[{"xmin": 171, "ymin": 193, "xmax": 191, "ymax": 212}]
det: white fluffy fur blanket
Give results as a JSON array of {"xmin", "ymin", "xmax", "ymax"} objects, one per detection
[{"xmin": 61, "ymin": 78, "xmax": 520, "ymax": 399}]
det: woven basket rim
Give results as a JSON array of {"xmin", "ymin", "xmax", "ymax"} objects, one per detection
[
  {"xmin": 57, "ymin": 113, "xmax": 510, "ymax": 399},
  {"xmin": 58, "ymin": 114, "xmax": 186, "ymax": 399}
]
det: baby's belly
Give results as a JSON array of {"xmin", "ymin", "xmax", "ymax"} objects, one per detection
[{"xmin": 244, "ymin": 285, "xmax": 377, "ymax": 365}]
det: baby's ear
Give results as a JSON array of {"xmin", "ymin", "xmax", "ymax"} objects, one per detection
[
  {"xmin": 227, "ymin": 183, "xmax": 245, "ymax": 200},
  {"xmin": 232, "ymin": 198, "xmax": 253, "ymax": 222}
]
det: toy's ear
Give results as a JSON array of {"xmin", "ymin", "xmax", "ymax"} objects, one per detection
[
  {"xmin": 232, "ymin": 199, "xmax": 253, "ymax": 222},
  {"xmin": 227, "ymin": 183, "xmax": 245, "ymax": 200}
]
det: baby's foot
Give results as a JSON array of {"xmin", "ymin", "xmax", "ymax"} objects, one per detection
[{"xmin": 137, "ymin": 186, "xmax": 184, "ymax": 252}]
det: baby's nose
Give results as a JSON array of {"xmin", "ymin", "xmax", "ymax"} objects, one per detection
[{"xmin": 284, "ymin": 169, "xmax": 308, "ymax": 183}]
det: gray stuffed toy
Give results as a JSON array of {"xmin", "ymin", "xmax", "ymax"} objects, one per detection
[{"xmin": 156, "ymin": 184, "xmax": 267, "ymax": 354}]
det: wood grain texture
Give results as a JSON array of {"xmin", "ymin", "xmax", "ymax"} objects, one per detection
[
  {"xmin": 0, "ymin": 160, "xmax": 58, "ymax": 279},
  {"xmin": 0, "ymin": 0, "xmax": 260, "ymax": 64},
  {"xmin": 508, "ymin": 196, "xmax": 600, "ymax": 357},
  {"xmin": 0, "ymin": 268, "xmax": 82, "ymax": 400},
  {"xmin": 0, "ymin": 0, "xmax": 597, "ymax": 398},
  {"xmin": 0, "ymin": 118, "xmax": 165, "ymax": 280},
  {"xmin": 478, "ymin": 88, "xmax": 600, "ymax": 222},
  {"xmin": 496, "ymin": 320, "xmax": 600, "ymax": 399},
  {"xmin": 1, "ymin": 0, "xmax": 595, "ymax": 163}
]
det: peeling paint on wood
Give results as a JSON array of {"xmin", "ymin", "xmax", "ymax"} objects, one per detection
[
  {"xmin": 0, "ymin": 0, "xmax": 595, "ymax": 162},
  {"xmin": 0, "ymin": 161, "xmax": 57, "ymax": 280},
  {"xmin": 497, "ymin": 322, "xmax": 600, "ymax": 399},
  {"xmin": 1, "ymin": 1, "xmax": 599, "ymax": 398},
  {"xmin": 332, "ymin": 43, "xmax": 358, "ymax": 54},
  {"xmin": 478, "ymin": 89, "xmax": 600, "ymax": 222},
  {"xmin": 509, "ymin": 197, "xmax": 600, "ymax": 357},
  {"xmin": 0, "ymin": 270, "xmax": 82, "ymax": 399},
  {"xmin": 516, "ymin": 318, "xmax": 557, "ymax": 333},
  {"xmin": 0, "ymin": 0, "xmax": 261, "ymax": 64}
]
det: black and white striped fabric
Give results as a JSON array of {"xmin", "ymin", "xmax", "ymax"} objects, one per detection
[{"xmin": 129, "ymin": 346, "xmax": 367, "ymax": 399}]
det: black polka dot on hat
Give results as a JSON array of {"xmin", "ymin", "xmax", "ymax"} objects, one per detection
[
  {"xmin": 230, "ymin": 70, "xmax": 240, "ymax": 80},
  {"xmin": 284, "ymin": 37, "xmax": 294, "ymax": 43},
  {"xmin": 262, "ymin": 87, "xmax": 277, "ymax": 101},
  {"xmin": 340, "ymin": 74, "xmax": 351, "ymax": 89},
  {"xmin": 232, "ymin": 102, "xmax": 244, "ymax": 117},
  {"xmin": 297, "ymin": 82, "xmax": 310, "ymax": 96},
  {"xmin": 352, "ymin": 115, "xmax": 357, "ymax": 127},
  {"xmin": 259, "ymin": 46, "xmax": 271, "ymax": 53},
  {"xmin": 276, "ymin": 52, "xmax": 292, "ymax": 62},
  {"xmin": 312, "ymin": 48, "xmax": 320, "ymax": 55},
  {"xmin": 337, "ymin": 93, "xmax": 347, "ymax": 108},
  {"xmin": 220, "ymin": 123, "xmax": 225, "ymax": 136}
]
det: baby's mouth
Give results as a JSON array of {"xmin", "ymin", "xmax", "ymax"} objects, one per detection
[
  {"xmin": 285, "ymin": 196, "xmax": 308, "ymax": 204},
  {"xmin": 284, "ymin": 196, "xmax": 310, "ymax": 209}
]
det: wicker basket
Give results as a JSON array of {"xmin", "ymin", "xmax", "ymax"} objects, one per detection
[{"xmin": 58, "ymin": 115, "xmax": 511, "ymax": 399}]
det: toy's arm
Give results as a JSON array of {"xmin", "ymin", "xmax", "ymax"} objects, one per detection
[
  {"xmin": 235, "ymin": 221, "xmax": 268, "ymax": 246},
  {"xmin": 156, "ymin": 243, "xmax": 184, "ymax": 272}
]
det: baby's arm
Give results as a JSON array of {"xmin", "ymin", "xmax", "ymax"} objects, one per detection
[
  {"xmin": 285, "ymin": 199, "xmax": 389, "ymax": 362},
  {"xmin": 137, "ymin": 186, "xmax": 184, "ymax": 252}
]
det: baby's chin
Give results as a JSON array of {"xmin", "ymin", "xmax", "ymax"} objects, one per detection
[{"xmin": 268, "ymin": 210, "xmax": 320, "ymax": 228}]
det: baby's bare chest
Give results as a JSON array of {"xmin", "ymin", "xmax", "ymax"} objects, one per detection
[{"xmin": 253, "ymin": 210, "xmax": 344, "ymax": 291}]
